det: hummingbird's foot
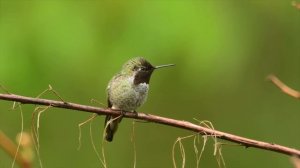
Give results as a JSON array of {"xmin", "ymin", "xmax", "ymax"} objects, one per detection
[
  {"xmin": 114, "ymin": 110, "xmax": 125, "ymax": 123},
  {"xmin": 120, "ymin": 110, "xmax": 126, "ymax": 116},
  {"xmin": 133, "ymin": 110, "xmax": 138, "ymax": 117}
]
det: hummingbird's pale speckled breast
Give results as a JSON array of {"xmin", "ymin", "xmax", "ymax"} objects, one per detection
[
  {"xmin": 104, "ymin": 57, "xmax": 174, "ymax": 142},
  {"xmin": 108, "ymin": 76, "xmax": 149, "ymax": 112}
]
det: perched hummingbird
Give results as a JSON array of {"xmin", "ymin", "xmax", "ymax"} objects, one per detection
[{"xmin": 104, "ymin": 57, "xmax": 174, "ymax": 142}]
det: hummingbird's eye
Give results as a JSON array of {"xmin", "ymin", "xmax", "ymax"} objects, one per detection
[
  {"xmin": 133, "ymin": 66, "xmax": 148, "ymax": 71},
  {"xmin": 134, "ymin": 66, "xmax": 146, "ymax": 71}
]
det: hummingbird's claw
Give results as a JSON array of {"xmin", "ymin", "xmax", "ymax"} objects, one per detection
[{"xmin": 133, "ymin": 110, "xmax": 138, "ymax": 117}]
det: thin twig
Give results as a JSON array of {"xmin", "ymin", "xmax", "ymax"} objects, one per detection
[
  {"xmin": 0, "ymin": 131, "xmax": 30, "ymax": 168},
  {"xmin": 292, "ymin": 1, "xmax": 300, "ymax": 10},
  {"xmin": 0, "ymin": 83, "xmax": 11, "ymax": 94},
  {"xmin": 12, "ymin": 104, "xmax": 24, "ymax": 168},
  {"xmin": 77, "ymin": 114, "xmax": 97, "ymax": 150},
  {"xmin": 291, "ymin": 156, "xmax": 300, "ymax": 168},
  {"xmin": 0, "ymin": 93, "xmax": 299, "ymax": 157},
  {"xmin": 131, "ymin": 121, "xmax": 137, "ymax": 168},
  {"xmin": 267, "ymin": 74, "xmax": 300, "ymax": 99}
]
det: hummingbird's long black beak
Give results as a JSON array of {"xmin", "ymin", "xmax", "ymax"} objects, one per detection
[{"xmin": 154, "ymin": 64, "xmax": 175, "ymax": 69}]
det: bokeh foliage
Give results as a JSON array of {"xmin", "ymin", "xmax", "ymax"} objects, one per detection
[{"xmin": 0, "ymin": 1, "xmax": 300, "ymax": 167}]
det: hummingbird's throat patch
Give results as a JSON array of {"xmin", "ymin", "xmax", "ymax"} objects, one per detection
[{"xmin": 133, "ymin": 70, "xmax": 153, "ymax": 85}]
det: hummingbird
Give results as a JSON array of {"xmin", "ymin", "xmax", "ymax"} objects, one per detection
[{"xmin": 104, "ymin": 57, "xmax": 174, "ymax": 142}]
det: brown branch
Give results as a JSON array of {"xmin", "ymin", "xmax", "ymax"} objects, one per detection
[
  {"xmin": 0, "ymin": 131, "xmax": 31, "ymax": 168},
  {"xmin": 268, "ymin": 74, "xmax": 300, "ymax": 99},
  {"xmin": 291, "ymin": 156, "xmax": 300, "ymax": 168},
  {"xmin": 292, "ymin": 1, "xmax": 300, "ymax": 10},
  {"xmin": 0, "ymin": 93, "xmax": 299, "ymax": 158}
]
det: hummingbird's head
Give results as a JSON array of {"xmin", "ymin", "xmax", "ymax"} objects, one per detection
[{"xmin": 121, "ymin": 57, "xmax": 174, "ymax": 85}]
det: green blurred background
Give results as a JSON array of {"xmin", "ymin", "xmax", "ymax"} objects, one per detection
[{"xmin": 1, "ymin": 1, "xmax": 300, "ymax": 168}]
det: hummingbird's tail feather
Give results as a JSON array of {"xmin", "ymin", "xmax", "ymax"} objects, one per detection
[{"xmin": 104, "ymin": 115, "xmax": 122, "ymax": 142}]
